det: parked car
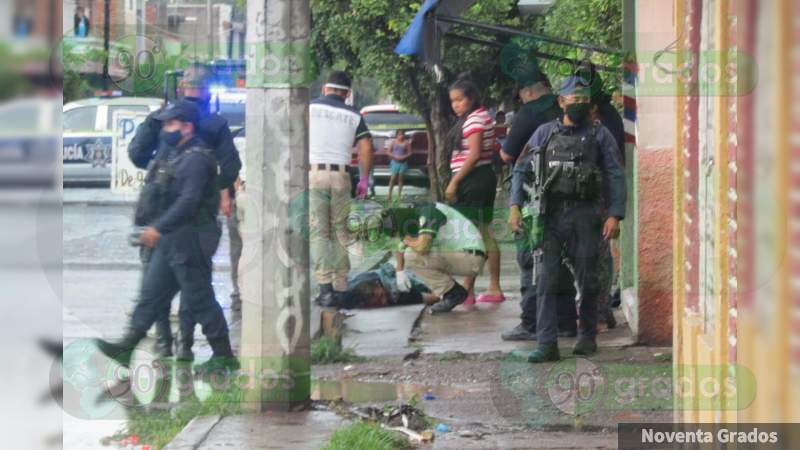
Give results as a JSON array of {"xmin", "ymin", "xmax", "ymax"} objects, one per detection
[
  {"xmin": 63, "ymin": 96, "xmax": 162, "ymax": 186},
  {"xmin": 0, "ymin": 97, "xmax": 60, "ymax": 188},
  {"xmin": 351, "ymin": 104, "xmax": 429, "ymax": 189}
]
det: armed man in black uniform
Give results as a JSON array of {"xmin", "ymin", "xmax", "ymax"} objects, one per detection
[
  {"xmin": 500, "ymin": 69, "xmax": 579, "ymax": 342},
  {"xmin": 127, "ymin": 63, "xmax": 241, "ymax": 362},
  {"xmin": 525, "ymin": 76, "xmax": 626, "ymax": 363},
  {"xmin": 96, "ymin": 100, "xmax": 238, "ymax": 372}
]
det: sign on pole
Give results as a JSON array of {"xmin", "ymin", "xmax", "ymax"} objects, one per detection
[{"xmin": 110, "ymin": 111, "xmax": 149, "ymax": 195}]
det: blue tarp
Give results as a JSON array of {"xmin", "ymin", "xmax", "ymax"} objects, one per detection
[{"xmin": 394, "ymin": 0, "xmax": 441, "ymax": 56}]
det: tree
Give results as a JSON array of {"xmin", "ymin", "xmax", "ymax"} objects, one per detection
[
  {"xmin": 312, "ymin": 0, "xmax": 535, "ymax": 198},
  {"xmin": 310, "ymin": 0, "xmax": 623, "ymax": 197},
  {"xmin": 536, "ymin": 0, "xmax": 623, "ymax": 98}
]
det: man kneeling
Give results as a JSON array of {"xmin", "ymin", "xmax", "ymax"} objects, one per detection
[{"xmin": 381, "ymin": 203, "xmax": 487, "ymax": 313}]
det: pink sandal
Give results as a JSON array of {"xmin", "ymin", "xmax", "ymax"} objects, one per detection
[
  {"xmin": 477, "ymin": 293, "xmax": 506, "ymax": 303},
  {"xmin": 463, "ymin": 294, "xmax": 476, "ymax": 305}
]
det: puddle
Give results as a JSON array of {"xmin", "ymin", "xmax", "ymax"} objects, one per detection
[{"xmin": 311, "ymin": 379, "xmax": 468, "ymax": 403}]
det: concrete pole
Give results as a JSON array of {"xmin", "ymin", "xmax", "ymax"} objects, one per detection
[
  {"xmin": 206, "ymin": 0, "xmax": 213, "ymax": 59},
  {"xmin": 240, "ymin": 0, "xmax": 312, "ymax": 412}
]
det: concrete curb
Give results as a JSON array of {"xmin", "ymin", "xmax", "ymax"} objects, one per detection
[{"xmin": 163, "ymin": 415, "xmax": 222, "ymax": 450}]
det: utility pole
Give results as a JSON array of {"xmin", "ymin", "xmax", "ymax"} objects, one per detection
[
  {"xmin": 207, "ymin": 0, "xmax": 213, "ymax": 59},
  {"xmin": 102, "ymin": 0, "xmax": 110, "ymax": 89},
  {"xmin": 241, "ymin": 0, "xmax": 313, "ymax": 411}
]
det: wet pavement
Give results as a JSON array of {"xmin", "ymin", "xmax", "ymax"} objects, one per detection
[
  {"xmin": 192, "ymin": 411, "xmax": 344, "ymax": 450},
  {"xmin": 60, "ymin": 186, "xmax": 421, "ymax": 448},
  {"xmin": 341, "ymin": 304, "xmax": 426, "ymax": 357},
  {"xmin": 60, "ymin": 186, "xmax": 657, "ymax": 449}
]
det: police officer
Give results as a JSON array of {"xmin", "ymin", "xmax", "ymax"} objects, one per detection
[
  {"xmin": 128, "ymin": 63, "xmax": 241, "ymax": 361},
  {"xmin": 309, "ymin": 71, "xmax": 372, "ymax": 305},
  {"xmin": 501, "ymin": 71, "xmax": 578, "ymax": 341},
  {"xmin": 526, "ymin": 76, "xmax": 626, "ymax": 363},
  {"xmin": 96, "ymin": 100, "xmax": 238, "ymax": 372},
  {"xmin": 583, "ymin": 65, "xmax": 625, "ymax": 329}
]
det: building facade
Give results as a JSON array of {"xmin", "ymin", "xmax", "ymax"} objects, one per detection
[{"xmin": 669, "ymin": 0, "xmax": 799, "ymax": 424}]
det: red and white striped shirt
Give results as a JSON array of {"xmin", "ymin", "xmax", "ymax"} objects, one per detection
[{"xmin": 450, "ymin": 107, "xmax": 496, "ymax": 172}]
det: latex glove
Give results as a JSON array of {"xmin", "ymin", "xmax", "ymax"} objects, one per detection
[
  {"xmin": 356, "ymin": 176, "xmax": 369, "ymax": 199},
  {"xmin": 396, "ymin": 270, "xmax": 412, "ymax": 292}
]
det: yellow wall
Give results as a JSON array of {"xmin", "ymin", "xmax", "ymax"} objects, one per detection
[{"xmin": 673, "ymin": 0, "xmax": 799, "ymax": 424}]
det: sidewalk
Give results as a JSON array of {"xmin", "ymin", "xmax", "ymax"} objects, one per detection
[
  {"xmin": 343, "ymin": 246, "xmax": 633, "ymax": 358},
  {"xmin": 184, "ymin": 236, "xmax": 654, "ymax": 449}
]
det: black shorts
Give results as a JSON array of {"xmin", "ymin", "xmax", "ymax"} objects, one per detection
[{"xmin": 454, "ymin": 164, "xmax": 497, "ymax": 226}]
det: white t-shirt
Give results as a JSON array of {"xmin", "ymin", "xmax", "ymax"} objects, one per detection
[{"xmin": 308, "ymin": 94, "xmax": 370, "ymax": 165}]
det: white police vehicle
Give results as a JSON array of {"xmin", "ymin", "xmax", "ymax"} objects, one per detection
[
  {"xmin": 63, "ymin": 95, "xmax": 162, "ymax": 186},
  {"xmin": 0, "ymin": 97, "xmax": 60, "ymax": 188}
]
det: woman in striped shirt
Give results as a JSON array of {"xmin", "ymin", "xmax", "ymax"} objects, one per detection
[{"xmin": 444, "ymin": 77, "xmax": 505, "ymax": 305}]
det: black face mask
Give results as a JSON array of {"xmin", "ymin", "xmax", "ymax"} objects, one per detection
[
  {"xmin": 160, "ymin": 129, "xmax": 183, "ymax": 147},
  {"xmin": 565, "ymin": 103, "xmax": 591, "ymax": 125}
]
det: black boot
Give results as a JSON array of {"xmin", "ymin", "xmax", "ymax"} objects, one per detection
[
  {"xmin": 527, "ymin": 344, "xmax": 560, "ymax": 363},
  {"xmin": 430, "ymin": 283, "xmax": 467, "ymax": 314},
  {"xmin": 154, "ymin": 332, "xmax": 173, "ymax": 359},
  {"xmin": 94, "ymin": 330, "xmax": 146, "ymax": 367},
  {"xmin": 501, "ymin": 323, "xmax": 537, "ymax": 341},
  {"xmin": 572, "ymin": 338, "xmax": 598, "ymax": 356},
  {"xmin": 314, "ymin": 283, "xmax": 335, "ymax": 306},
  {"xmin": 194, "ymin": 335, "xmax": 240, "ymax": 374},
  {"xmin": 176, "ymin": 331, "xmax": 194, "ymax": 362}
]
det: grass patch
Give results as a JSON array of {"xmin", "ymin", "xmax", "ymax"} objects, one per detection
[
  {"xmin": 321, "ymin": 421, "xmax": 410, "ymax": 450},
  {"xmin": 312, "ymin": 336, "xmax": 365, "ymax": 364},
  {"xmin": 118, "ymin": 384, "xmax": 244, "ymax": 449}
]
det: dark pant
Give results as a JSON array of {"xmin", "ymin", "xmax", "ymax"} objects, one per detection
[
  {"xmin": 132, "ymin": 224, "xmax": 228, "ymax": 343},
  {"xmin": 536, "ymin": 202, "xmax": 602, "ymax": 346},
  {"xmin": 517, "ymin": 246, "xmax": 577, "ymax": 332}
]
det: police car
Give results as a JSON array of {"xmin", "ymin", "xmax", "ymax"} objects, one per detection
[
  {"xmin": 0, "ymin": 97, "xmax": 60, "ymax": 188},
  {"xmin": 63, "ymin": 95, "xmax": 162, "ymax": 186}
]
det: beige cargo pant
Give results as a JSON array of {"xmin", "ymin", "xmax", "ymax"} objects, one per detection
[
  {"xmin": 405, "ymin": 248, "xmax": 486, "ymax": 297},
  {"xmin": 309, "ymin": 166, "xmax": 352, "ymax": 291}
]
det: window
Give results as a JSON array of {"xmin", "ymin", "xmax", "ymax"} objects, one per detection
[
  {"xmin": 0, "ymin": 104, "xmax": 39, "ymax": 132},
  {"xmin": 63, "ymin": 106, "xmax": 97, "ymax": 131},
  {"xmin": 107, "ymin": 105, "xmax": 150, "ymax": 131},
  {"xmin": 218, "ymin": 102, "xmax": 245, "ymax": 129},
  {"xmin": 362, "ymin": 112, "xmax": 424, "ymax": 128}
]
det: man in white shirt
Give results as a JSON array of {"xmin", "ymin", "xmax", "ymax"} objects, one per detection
[{"xmin": 309, "ymin": 71, "xmax": 373, "ymax": 305}]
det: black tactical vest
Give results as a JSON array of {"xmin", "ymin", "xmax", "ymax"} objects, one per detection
[
  {"xmin": 134, "ymin": 146, "xmax": 218, "ymax": 227},
  {"xmin": 543, "ymin": 123, "xmax": 603, "ymax": 201}
]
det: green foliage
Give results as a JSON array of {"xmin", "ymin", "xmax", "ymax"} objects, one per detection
[
  {"xmin": 61, "ymin": 41, "xmax": 109, "ymax": 103},
  {"xmin": 120, "ymin": 384, "xmax": 244, "ymax": 450},
  {"xmin": 536, "ymin": 0, "xmax": 623, "ymax": 95},
  {"xmin": 321, "ymin": 421, "xmax": 410, "ymax": 450},
  {"xmin": 312, "ymin": 0, "xmax": 530, "ymax": 112},
  {"xmin": 310, "ymin": 0, "xmax": 623, "ymax": 195},
  {"xmin": 311, "ymin": 336, "xmax": 365, "ymax": 365}
]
